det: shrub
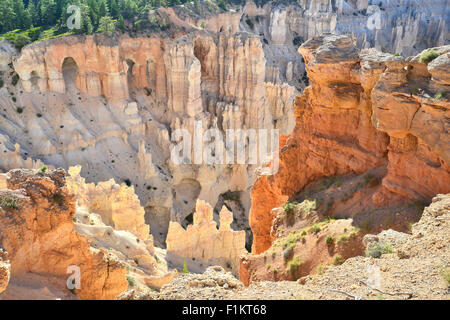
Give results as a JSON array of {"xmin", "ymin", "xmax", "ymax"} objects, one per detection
[
  {"xmin": 283, "ymin": 201, "xmax": 297, "ymax": 215},
  {"xmin": 0, "ymin": 195, "xmax": 19, "ymax": 209},
  {"xmin": 419, "ymin": 49, "xmax": 440, "ymax": 63},
  {"xmin": 126, "ymin": 275, "xmax": 135, "ymax": 286},
  {"xmin": 11, "ymin": 74, "xmax": 20, "ymax": 86},
  {"xmin": 317, "ymin": 264, "xmax": 324, "ymax": 275},
  {"xmin": 38, "ymin": 165, "xmax": 48, "ymax": 173},
  {"xmin": 0, "ymin": 79, "xmax": 3, "ymax": 88},
  {"xmin": 13, "ymin": 34, "xmax": 31, "ymax": 50},
  {"xmin": 16, "ymin": 107, "xmax": 23, "ymax": 113},
  {"xmin": 326, "ymin": 236, "xmax": 334, "ymax": 245},
  {"xmin": 365, "ymin": 242, "xmax": 393, "ymax": 258},
  {"xmin": 332, "ymin": 254, "xmax": 344, "ymax": 265},
  {"xmin": 434, "ymin": 92, "xmax": 446, "ymax": 100},
  {"xmin": 311, "ymin": 224, "xmax": 321, "ymax": 234},
  {"xmin": 287, "ymin": 256, "xmax": 303, "ymax": 278},
  {"xmin": 283, "ymin": 244, "xmax": 294, "ymax": 261},
  {"xmin": 182, "ymin": 260, "xmax": 189, "ymax": 274}
]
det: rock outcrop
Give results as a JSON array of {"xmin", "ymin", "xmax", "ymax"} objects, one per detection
[
  {"xmin": 0, "ymin": 168, "xmax": 128, "ymax": 299},
  {"xmin": 249, "ymin": 34, "xmax": 450, "ymax": 254},
  {"xmin": 0, "ymin": 249, "xmax": 9, "ymax": 294},
  {"xmin": 66, "ymin": 165, "xmax": 150, "ymax": 241},
  {"xmin": 166, "ymin": 200, "xmax": 247, "ymax": 275}
]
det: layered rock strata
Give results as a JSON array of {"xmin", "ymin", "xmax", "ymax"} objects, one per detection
[
  {"xmin": 249, "ymin": 34, "xmax": 450, "ymax": 254},
  {"xmin": 0, "ymin": 169, "xmax": 128, "ymax": 299}
]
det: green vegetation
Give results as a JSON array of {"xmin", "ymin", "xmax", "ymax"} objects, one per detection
[
  {"xmin": 182, "ymin": 260, "xmax": 189, "ymax": 274},
  {"xmin": 434, "ymin": 92, "xmax": 446, "ymax": 100},
  {"xmin": 419, "ymin": 49, "xmax": 440, "ymax": 63},
  {"xmin": 38, "ymin": 165, "xmax": 48, "ymax": 173},
  {"xmin": 283, "ymin": 199, "xmax": 317, "ymax": 218},
  {"xmin": 282, "ymin": 244, "xmax": 294, "ymax": 261},
  {"xmin": 287, "ymin": 256, "xmax": 303, "ymax": 278},
  {"xmin": 365, "ymin": 242, "xmax": 393, "ymax": 258},
  {"xmin": 97, "ymin": 16, "xmax": 115, "ymax": 36},
  {"xmin": 282, "ymin": 201, "xmax": 298, "ymax": 215},
  {"xmin": 52, "ymin": 192, "xmax": 64, "ymax": 205},
  {"xmin": 332, "ymin": 254, "xmax": 344, "ymax": 265},
  {"xmin": 0, "ymin": 0, "xmax": 235, "ymax": 47},
  {"xmin": 274, "ymin": 230, "xmax": 304, "ymax": 249},
  {"xmin": 441, "ymin": 266, "xmax": 450, "ymax": 287},
  {"xmin": 0, "ymin": 194, "xmax": 20, "ymax": 209},
  {"xmin": 126, "ymin": 275, "xmax": 135, "ymax": 286},
  {"xmin": 325, "ymin": 235, "xmax": 334, "ymax": 245},
  {"xmin": 410, "ymin": 88, "xmax": 419, "ymax": 95},
  {"xmin": 316, "ymin": 264, "xmax": 324, "ymax": 275}
]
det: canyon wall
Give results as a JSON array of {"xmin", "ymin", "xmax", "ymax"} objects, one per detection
[
  {"xmin": 0, "ymin": 30, "xmax": 295, "ymax": 247},
  {"xmin": 0, "ymin": 169, "xmax": 128, "ymax": 299},
  {"xmin": 0, "ymin": 0, "xmax": 447, "ymax": 253},
  {"xmin": 250, "ymin": 34, "xmax": 450, "ymax": 254}
]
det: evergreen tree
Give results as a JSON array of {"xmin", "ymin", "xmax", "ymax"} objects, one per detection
[
  {"xmin": 99, "ymin": 0, "xmax": 109, "ymax": 17},
  {"xmin": 98, "ymin": 15, "xmax": 115, "ymax": 36},
  {"xmin": 118, "ymin": 14, "xmax": 125, "ymax": 30},
  {"xmin": 40, "ymin": 0, "xmax": 57, "ymax": 26},
  {"xmin": 27, "ymin": 0, "xmax": 39, "ymax": 27},
  {"xmin": 0, "ymin": 0, "xmax": 16, "ymax": 33},
  {"xmin": 13, "ymin": 0, "xmax": 28, "ymax": 29}
]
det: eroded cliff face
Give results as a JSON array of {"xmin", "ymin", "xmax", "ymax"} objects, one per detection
[
  {"xmin": 249, "ymin": 34, "xmax": 450, "ymax": 255},
  {"xmin": 0, "ymin": 0, "xmax": 447, "ymax": 252},
  {"xmin": 66, "ymin": 165, "xmax": 150, "ymax": 241},
  {"xmin": 0, "ymin": 30, "xmax": 295, "ymax": 247},
  {"xmin": 0, "ymin": 169, "xmax": 128, "ymax": 299}
]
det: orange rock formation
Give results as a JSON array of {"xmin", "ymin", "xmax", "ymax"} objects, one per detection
[
  {"xmin": 249, "ymin": 34, "xmax": 450, "ymax": 254},
  {"xmin": 0, "ymin": 169, "xmax": 128, "ymax": 299}
]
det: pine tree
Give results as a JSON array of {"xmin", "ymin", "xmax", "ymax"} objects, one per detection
[
  {"xmin": 118, "ymin": 14, "xmax": 125, "ymax": 30},
  {"xmin": 40, "ymin": 0, "xmax": 57, "ymax": 26},
  {"xmin": 98, "ymin": 15, "xmax": 115, "ymax": 36},
  {"xmin": 27, "ymin": 0, "xmax": 39, "ymax": 27},
  {"xmin": 0, "ymin": 0, "xmax": 16, "ymax": 32},
  {"xmin": 99, "ymin": 0, "xmax": 109, "ymax": 18}
]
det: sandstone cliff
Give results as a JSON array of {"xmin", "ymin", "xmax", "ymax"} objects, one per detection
[
  {"xmin": 249, "ymin": 34, "xmax": 449, "ymax": 256},
  {"xmin": 0, "ymin": 169, "xmax": 128, "ymax": 299}
]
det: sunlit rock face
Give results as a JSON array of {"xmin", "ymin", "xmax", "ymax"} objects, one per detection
[
  {"xmin": 249, "ymin": 34, "xmax": 450, "ymax": 254},
  {"xmin": 0, "ymin": 169, "xmax": 128, "ymax": 300},
  {"xmin": 0, "ymin": 0, "xmax": 447, "ymax": 252},
  {"xmin": 166, "ymin": 199, "xmax": 247, "ymax": 275}
]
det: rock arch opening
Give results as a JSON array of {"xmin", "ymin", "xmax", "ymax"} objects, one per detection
[
  {"xmin": 62, "ymin": 57, "xmax": 79, "ymax": 92},
  {"xmin": 30, "ymin": 71, "xmax": 40, "ymax": 90}
]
